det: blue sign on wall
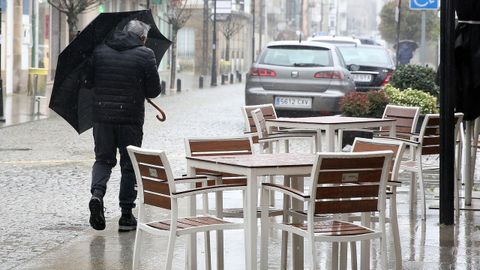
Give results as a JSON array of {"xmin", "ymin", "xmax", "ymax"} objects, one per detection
[{"xmin": 410, "ymin": 0, "xmax": 439, "ymax": 10}]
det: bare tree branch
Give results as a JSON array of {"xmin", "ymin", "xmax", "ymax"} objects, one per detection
[
  {"xmin": 219, "ymin": 13, "xmax": 245, "ymax": 40},
  {"xmin": 47, "ymin": 0, "xmax": 102, "ymax": 41}
]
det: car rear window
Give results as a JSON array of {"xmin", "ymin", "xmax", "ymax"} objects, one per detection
[
  {"xmin": 338, "ymin": 47, "xmax": 393, "ymax": 67},
  {"xmin": 260, "ymin": 45, "xmax": 333, "ymax": 67}
]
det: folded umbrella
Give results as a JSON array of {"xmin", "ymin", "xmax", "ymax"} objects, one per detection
[
  {"xmin": 49, "ymin": 10, "xmax": 171, "ymax": 134},
  {"xmin": 454, "ymin": 0, "xmax": 480, "ymax": 121}
]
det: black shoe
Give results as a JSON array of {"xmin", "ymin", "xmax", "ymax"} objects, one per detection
[
  {"xmin": 118, "ymin": 213, "xmax": 137, "ymax": 232},
  {"xmin": 89, "ymin": 196, "xmax": 106, "ymax": 230}
]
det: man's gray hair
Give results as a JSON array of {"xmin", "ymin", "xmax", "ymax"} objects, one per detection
[{"xmin": 124, "ymin": 20, "xmax": 151, "ymax": 38}]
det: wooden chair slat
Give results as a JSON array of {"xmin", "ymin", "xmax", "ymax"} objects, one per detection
[
  {"xmin": 384, "ymin": 106, "xmax": 419, "ymax": 118},
  {"xmin": 423, "ymin": 126, "xmax": 440, "ymax": 136},
  {"xmin": 190, "ymin": 139, "xmax": 252, "ymax": 154},
  {"xmin": 425, "ymin": 117, "xmax": 441, "ymax": 126},
  {"xmin": 139, "ymin": 163, "xmax": 168, "ymax": 181},
  {"xmin": 291, "ymin": 220, "xmax": 373, "ymax": 235},
  {"xmin": 317, "ymin": 170, "xmax": 383, "ymax": 184},
  {"xmin": 147, "ymin": 217, "xmax": 231, "ymax": 231},
  {"xmin": 315, "ymin": 199, "xmax": 378, "ymax": 214},
  {"xmin": 134, "ymin": 152, "xmax": 163, "ymax": 166},
  {"xmin": 195, "ymin": 177, "xmax": 247, "ymax": 187},
  {"xmin": 144, "ymin": 192, "xmax": 171, "ymax": 210},
  {"xmin": 422, "ymin": 136, "xmax": 440, "ymax": 146},
  {"xmin": 320, "ymin": 157, "xmax": 385, "ymax": 170},
  {"xmin": 422, "ymin": 146, "xmax": 440, "ymax": 155},
  {"xmin": 390, "ymin": 117, "xmax": 415, "ymax": 128},
  {"xmin": 316, "ymin": 185, "xmax": 379, "ymax": 199},
  {"xmin": 142, "ymin": 178, "xmax": 170, "ymax": 195},
  {"xmin": 353, "ymin": 142, "xmax": 399, "ymax": 155}
]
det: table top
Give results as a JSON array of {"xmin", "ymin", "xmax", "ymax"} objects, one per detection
[
  {"xmin": 186, "ymin": 153, "xmax": 315, "ymax": 168},
  {"xmin": 267, "ymin": 116, "xmax": 396, "ymax": 125}
]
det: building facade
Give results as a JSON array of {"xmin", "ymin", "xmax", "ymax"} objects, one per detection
[{"xmin": 0, "ymin": 0, "xmax": 170, "ymax": 95}]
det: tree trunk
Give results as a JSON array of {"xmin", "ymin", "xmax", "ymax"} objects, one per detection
[
  {"xmin": 225, "ymin": 37, "xmax": 230, "ymax": 61},
  {"xmin": 66, "ymin": 13, "xmax": 78, "ymax": 43},
  {"xmin": 170, "ymin": 30, "xmax": 178, "ymax": 90}
]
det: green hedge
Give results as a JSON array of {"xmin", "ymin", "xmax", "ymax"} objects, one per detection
[{"xmin": 390, "ymin": 64, "xmax": 439, "ymax": 97}]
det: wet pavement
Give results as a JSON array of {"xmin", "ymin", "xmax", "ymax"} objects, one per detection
[{"xmin": 2, "ymin": 79, "xmax": 480, "ymax": 269}]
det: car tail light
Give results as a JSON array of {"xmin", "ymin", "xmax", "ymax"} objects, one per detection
[
  {"xmin": 314, "ymin": 71, "xmax": 344, "ymax": 79},
  {"xmin": 382, "ymin": 72, "xmax": 393, "ymax": 86},
  {"xmin": 250, "ymin": 68, "xmax": 277, "ymax": 77}
]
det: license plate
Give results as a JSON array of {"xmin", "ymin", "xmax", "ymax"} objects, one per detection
[
  {"xmin": 352, "ymin": 74, "xmax": 372, "ymax": 82},
  {"xmin": 274, "ymin": 96, "xmax": 312, "ymax": 109}
]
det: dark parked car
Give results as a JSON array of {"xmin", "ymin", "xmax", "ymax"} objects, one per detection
[
  {"xmin": 245, "ymin": 40, "xmax": 356, "ymax": 116},
  {"xmin": 337, "ymin": 45, "xmax": 395, "ymax": 92}
]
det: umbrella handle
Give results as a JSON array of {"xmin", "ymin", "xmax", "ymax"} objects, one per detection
[{"xmin": 146, "ymin": 98, "xmax": 166, "ymax": 122}]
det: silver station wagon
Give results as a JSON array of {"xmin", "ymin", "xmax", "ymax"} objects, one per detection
[{"xmin": 245, "ymin": 40, "xmax": 356, "ymax": 116}]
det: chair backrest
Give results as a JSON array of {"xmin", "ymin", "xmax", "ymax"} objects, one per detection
[
  {"xmin": 352, "ymin": 138, "xmax": 405, "ymax": 182},
  {"xmin": 381, "ymin": 105, "xmax": 421, "ymax": 137},
  {"xmin": 417, "ymin": 113, "xmax": 463, "ymax": 156},
  {"xmin": 242, "ymin": 104, "xmax": 278, "ymax": 142},
  {"xmin": 309, "ymin": 151, "xmax": 393, "ymax": 216},
  {"xmin": 185, "ymin": 136, "xmax": 253, "ymax": 184},
  {"xmin": 127, "ymin": 146, "xmax": 175, "ymax": 210},
  {"xmin": 251, "ymin": 108, "xmax": 270, "ymax": 149}
]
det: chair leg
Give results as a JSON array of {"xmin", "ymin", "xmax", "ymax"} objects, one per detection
[
  {"xmin": 269, "ymin": 142, "xmax": 276, "ymax": 207},
  {"xmin": 204, "ymin": 231, "xmax": 212, "ymax": 270},
  {"xmin": 165, "ymin": 230, "xmax": 177, "ymax": 270},
  {"xmin": 409, "ymin": 148, "xmax": 416, "ymax": 212},
  {"xmin": 350, "ymin": 242, "xmax": 358, "ymax": 270},
  {"xmin": 389, "ymin": 190, "xmax": 402, "ymax": 269},
  {"xmin": 216, "ymin": 186, "xmax": 225, "ymax": 270},
  {"xmin": 332, "ymin": 242, "xmax": 339, "ymax": 270},
  {"xmin": 380, "ymin": 236, "xmax": 388, "ymax": 270},
  {"xmin": 281, "ymin": 176, "xmax": 290, "ymax": 270},
  {"xmin": 417, "ymin": 160, "xmax": 426, "ymax": 220},
  {"xmin": 339, "ymin": 243, "xmax": 348, "ymax": 270},
  {"xmin": 132, "ymin": 228, "xmax": 143, "ymax": 270},
  {"xmin": 260, "ymin": 187, "xmax": 270, "ymax": 270},
  {"xmin": 308, "ymin": 236, "xmax": 318, "ymax": 270}
]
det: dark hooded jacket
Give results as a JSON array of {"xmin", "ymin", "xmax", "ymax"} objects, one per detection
[{"xmin": 92, "ymin": 31, "xmax": 161, "ymax": 125}]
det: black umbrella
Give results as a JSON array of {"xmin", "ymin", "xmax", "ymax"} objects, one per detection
[
  {"xmin": 454, "ymin": 1, "xmax": 480, "ymax": 121},
  {"xmin": 49, "ymin": 10, "xmax": 171, "ymax": 134}
]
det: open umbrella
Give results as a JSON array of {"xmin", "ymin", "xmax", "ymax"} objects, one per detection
[{"xmin": 49, "ymin": 10, "xmax": 171, "ymax": 134}]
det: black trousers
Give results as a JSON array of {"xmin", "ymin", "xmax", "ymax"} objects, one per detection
[{"xmin": 91, "ymin": 123, "xmax": 143, "ymax": 211}]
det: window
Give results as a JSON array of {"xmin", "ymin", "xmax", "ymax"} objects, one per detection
[
  {"xmin": 260, "ymin": 45, "xmax": 333, "ymax": 67},
  {"xmin": 338, "ymin": 47, "xmax": 393, "ymax": 67},
  {"xmin": 177, "ymin": 28, "xmax": 195, "ymax": 58}
]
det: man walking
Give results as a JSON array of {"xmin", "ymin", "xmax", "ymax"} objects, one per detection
[{"xmin": 89, "ymin": 20, "xmax": 161, "ymax": 231}]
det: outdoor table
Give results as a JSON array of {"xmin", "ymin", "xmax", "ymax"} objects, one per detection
[
  {"xmin": 186, "ymin": 153, "xmax": 314, "ymax": 270},
  {"xmin": 266, "ymin": 116, "xmax": 397, "ymax": 152}
]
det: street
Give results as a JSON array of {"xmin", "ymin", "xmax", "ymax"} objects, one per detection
[{"xmin": 0, "ymin": 84, "xmax": 246, "ymax": 269}]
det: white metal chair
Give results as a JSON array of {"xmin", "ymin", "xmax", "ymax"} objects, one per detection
[
  {"xmin": 250, "ymin": 108, "xmax": 316, "ymax": 153},
  {"xmin": 398, "ymin": 113, "xmax": 464, "ymax": 219},
  {"xmin": 127, "ymin": 146, "xmax": 246, "ymax": 270},
  {"xmin": 242, "ymin": 103, "xmax": 317, "ymax": 147},
  {"xmin": 338, "ymin": 104, "xmax": 421, "ymax": 150},
  {"xmin": 377, "ymin": 104, "xmax": 421, "ymax": 139},
  {"xmin": 184, "ymin": 136, "xmax": 284, "ymax": 269},
  {"xmin": 351, "ymin": 137, "xmax": 406, "ymax": 269},
  {"xmin": 260, "ymin": 151, "xmax": 393, "ymax": 270}
]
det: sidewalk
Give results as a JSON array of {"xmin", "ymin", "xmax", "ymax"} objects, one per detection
[
  {"xmin": 0, "ymin": 92, "xmax": 51, "ymax": 129},
  {"xmin": 0, "ymin": 71, "xmax": 244, "ymax": 129}
]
